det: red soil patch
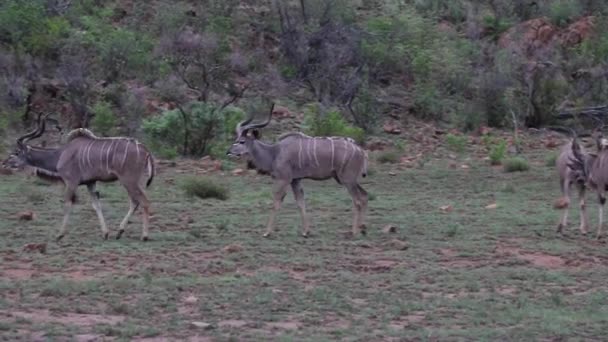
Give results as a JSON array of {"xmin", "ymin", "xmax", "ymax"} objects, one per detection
[{"xmin": 0, "ymin": 309, "xmax": 124, "ymax": 327}]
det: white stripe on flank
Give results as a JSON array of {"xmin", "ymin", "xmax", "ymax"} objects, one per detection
[
  {"xmin": 330, "ymin": 138, "xmax": 335, "ymax": 169},
  {"xmin": 99, "ymin": 141, "xmax": 108, "ymax": 168},
  {"xmin": 106, "ymin": 139, "xmax": 116, "ymax": 172},
  {"xmin": 298, "ymin": 138, "xmax": 303, "ymax": 169},
  {"xmin": 147, "ymin": 154, "xmax": 153, "ymax": 179},
  {"xmin": 312, "ymin": 138, "xmax": 320, "ymax": 167},
  {"xmin": 121, "ymin": 139, "xmax": 130, "ymax": 170},
  {"xmin": 135, "ymin": 141, "xmax": 140, "ymax": 162},
  {"xmin": 340, "ymin": 139, "xmax": 349, "ymax": 171},
  {"xmin": 86, "ymin": 141, "xmax": 95, "ymax": 169},
  {"xmin": 306, "ymin": 139, "xmax": 313, "ymax": 167}
]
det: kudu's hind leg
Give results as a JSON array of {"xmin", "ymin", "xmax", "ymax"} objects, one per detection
[
  {"xmin": 578, "ymin": 185, "xmax": 589, "ymax": 235},
  {"xmin": 557, "ymin": 179, "xmax": 570, "ymax": 233},
  {"xmin": 598, "ymin": 192, "xmax": 606, "ymax": 240},
  {"xmin": 291, "ymin": 179, "xmax": 311, "ymax": 237},
  {"xmin": 356, "ymin": 184, "xmax": 369, "ymax": 235},
  {"xmin": 264, "ymin": 180, "xmax": 289, "ymax": 237},
  {"xmin": 120, "ymin": 185, "xmax": 150, "ymax": 241},
  {"xmin": 56, "ymin": 184, "xmax": 77, "ymax": 242},
  {"xmin": 87, "ymin": 183, "xmax": 109, "ymax": 240}
]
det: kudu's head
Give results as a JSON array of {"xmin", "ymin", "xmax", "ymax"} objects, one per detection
[
  {"xmin": 3, "ymin": 113, "xmax": 51, "ymax": 170},
  {"xmin": 227, "ymin": 103, "xmax": 274, "ymax": 158}
]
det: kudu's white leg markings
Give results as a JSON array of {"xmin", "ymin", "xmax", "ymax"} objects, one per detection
[{"xmin": 312, "ymin": 138, "xmax": 320, "ymax": 167}]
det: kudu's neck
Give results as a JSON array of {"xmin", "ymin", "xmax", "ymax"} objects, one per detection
[
  {"xmin": 249, "ymin": 140, "xmax": 277, "ymax": 174},
  {"xmin": 25, "ymin": 146, "xmax": 62, "ymax": 173}
]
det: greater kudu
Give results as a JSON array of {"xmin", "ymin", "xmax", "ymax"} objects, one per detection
[
  {"xmin": 556, "ymin": 138, "xmax": 589, "ymax": 234},
  {"xmin": 227, "ymin": 105, "xmax": 369, "ymax": 237},
  {"xmin": 3, "ymin": 114, "xmax": 155, "ymax": 241},
  {"xmin": 569, "ymin": 130, "xmax": 608, "ymax": 239}
]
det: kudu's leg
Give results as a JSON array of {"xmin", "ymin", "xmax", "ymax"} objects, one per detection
[
  {"xmin": 557, "ymin": 179, "xmax": 570, "ymax": 233},
  {"xmin": 264, "ymin": 180, "xmax": 289, "ymax": 237},
  {"xmin": 56, "ymin": 184, "xmax": 77, "ymax": 242},
  {"xmin": 87, "ymin": 183, "xmax": 109, "ymax": 240},
  {"xmin": 356, "ymin": 184, "xmax": 369, "ymax": 235},
  {"xmin": 598, "ymin": 191, "xmax": 606, "ymax": 240},
  {"xmin": 120, "ymin": 184, "xmax": 150, "ymax": 241},
  {"xmin": 291, "ymin": 179, "xmax": 311, "ymax": 237},
  {"xmin": 346, "ymin": 183, "xmax": 365, "ymax": 236},
  {"xmin": 577, "ymin": 185, "xmax": 589, "ymax": 235}
]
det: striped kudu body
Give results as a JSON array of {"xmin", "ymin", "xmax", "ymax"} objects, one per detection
[
  {"xmin": 3, "ymin": 115, "xmax": 155, "ymax": 241},
  {"xmin": 570, "ymin": 132, "xmax": 608, "ymax": 240},
  {"xmin": 227, "ymin": 105, "xmax": 369, "ymax": 237},
  {"xmin": 556, "ymin": 139, "xmax": 589, "ymax": 234}
]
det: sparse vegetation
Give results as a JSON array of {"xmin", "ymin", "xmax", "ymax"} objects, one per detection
[
  {"xmin": 546, "ymin": 152, "xmax": 558, "ymax": 167},
  {"xmin": 180, "ymin": 177, "xmax": 229, "ymax": 200},
  {"xmin": 503, "ymin": 157, "xmax": 530, "ymax": 172},
  {"xmin": 376, "ymin": 151, "xmax": 400, "ymax": 164},
  {"xmin": 445, "ymin": 134, "xmax": 467, "ymax": 154},
  {"xmin": 489, "ymin": 140, "xmax": 508, "ymax": 165}
]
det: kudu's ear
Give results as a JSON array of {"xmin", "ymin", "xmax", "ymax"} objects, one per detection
[{"xmin": 251, "ymin": 129, "xmax": 260, "ymax": 139}]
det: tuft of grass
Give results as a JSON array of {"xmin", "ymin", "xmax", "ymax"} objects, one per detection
[
  {"xmin": 180, "ymin": 177, "xmax": 229, "ymax": 200},
  {"xmin": 545, "ymin": 152, "xmax": 558, "ymax": 167},
  {"xmin": 376, "ymin": 151, "xmax": 400, "ymax": 164},
  {"xmin": 503, "ymin": 157, "xmax": 530, "ymax": 173},
  {"xmin": 489, "ymin": 140, "xmax": 507, "ymax": 165},
  {"xmin": 445, "ymin": 134, "xmax": 467, "ymax": 154}
]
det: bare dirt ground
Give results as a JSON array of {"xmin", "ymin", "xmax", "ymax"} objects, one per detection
[{"xmin": 2, "ymin": 130, "xmax": 608, "ymax": 340}]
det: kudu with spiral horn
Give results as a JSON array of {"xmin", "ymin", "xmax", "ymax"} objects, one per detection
[
  {"xmin": 3, "ymin": 115, "xmax": 155, "ymax": 241},
  {"xmin": 568, "ymin": 124, "xmax": 608, "ymax": 239},
  {"xmin": 227, "ymin": 104, "xmax": 369, "ymax": 237}
]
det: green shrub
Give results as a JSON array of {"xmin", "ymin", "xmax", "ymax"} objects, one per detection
[
  {"xmin": 142, "ymin": 102, "xmax": 245, "ymax": 157},
  {"xmin": 489, "ymin": 140, "xmax": 507, "ymax": 165},
  {"xmin": 548, "ymin": 0, "xmax": 582, "ymax": 27},
  {"xmin": 503, "ymin": 157, "xmax": 530, "ymax": 173},
  {"xmin": 180, "ymin": 177, "xmax": 228, "ymax": 200},
  {"xmin": 545, "ymin": 152, "xmax": 558, "ymax": 167},
  {"xmin": 303, "ymin": 107, "xmax": 365, "ymax": 144},
  {"xmin": 91, "ymin": 101, "xmax": 117, "ymax": 136},
  {"xmin": 445, "ymin": 134, "xmax": 467, "ymax": 153},
  {"xmin": 377, "ymin": 151, "xmax": 400, "ymax": 164}
]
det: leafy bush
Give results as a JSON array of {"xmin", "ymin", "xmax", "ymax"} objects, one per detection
[
  {"xmin": 545, "ymin": 152, "xmax": 558, "ymax": 167},
  {"xmin": 142, "ymin": 102, "xmax": 244, "ymax": 157},
  {"xmin": 549, "ymin": 0, "xmax": 582, "ymax": 27},
  {"xmin": 377, "ymin": 151, "xmax": 400, "ymax": 164},
  {"xmin": 445, "ymin": 134, "xmax": 467, "ymax": 153},
  {"xmin": 181, "ymin": 177, "xmax": 228, "ymax": 200},
  {"xmin": 91, "ymin": 101, "xmax": 116, "ymax": 136},
  {"xmin": 303, "ymin": 107, "xmax": 365, "ymax": 144},
  {"xmin": 503, "ymin": 157, "xmax": 530, "ymax": 173},
  {"xmin": 489, "ymin": 140, "xmax": 507, "ymax": 165}
]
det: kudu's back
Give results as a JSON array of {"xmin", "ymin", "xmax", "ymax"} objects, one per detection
[
  {"xmin": 58, "ymin": 130, "xmax": 154, "ymax": 186},
  {"xmin": 277, "ymin": 133, "xmax": 367, "ymax": 183}
]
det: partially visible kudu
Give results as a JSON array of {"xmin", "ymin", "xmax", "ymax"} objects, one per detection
[
  {"xmin": 3, "ymin": 114, "xmax": 155, "ymax": 241},
  {"xmin": 227, "ymin": 104, "xmax": 369, "ymax": 237},
  {"xmin": 569, "ymin": 132, "xmax": 608, "ymax": 239},
  {"xmin": 556, "ymin": 139, "xmax": 589, "ymax": 234}
]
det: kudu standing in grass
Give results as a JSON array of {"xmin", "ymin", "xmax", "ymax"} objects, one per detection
[
  {"xmin": 556, "ymin": 137, "xmax": 590, "ymax": 235},
  {"xmin": 568, "ymin": 130, "xmax": 608, "ymax": 239},
  {"xmin": 3, "ymin": 114, "xmax": 155, "ymax": 241},
  {"xmin": 227, "ymin": 104, "xmax": 369, "ymax": 237}
]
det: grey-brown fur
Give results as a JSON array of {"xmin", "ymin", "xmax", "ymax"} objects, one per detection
[
  {"xmin": 227, "ymin": 105, "xmax": 369, "ymax": 237},
  {"xmin": 569, "ymin": 135, "xmax": 608, "ymax": 239},
  {"xmin": 556, "ymin": 140, "xmax": 589, "ymax": 234},
  {"xmin": 3, "ymin": 115, "xmax": 155, "ymax": 241}
]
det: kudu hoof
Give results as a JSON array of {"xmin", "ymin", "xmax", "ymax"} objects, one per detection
[
  {"xmin": 263, "ymin": 232, "xmax": 271, "ymax": 238},
  {"xmin": 302, "ymin": 232, "xmax": 309, "ymax": 238},
  {"xmin": 103, "ymin": 232, "xmax": 109, "ymax": 240},
  {"xmin": 55, "ymin": 234, "xmax": 65, "ymax": 242},
  {"xmin": 141, "ymin": 236, "xmax": 149, "ymax": 242},
  {"xmin": 116, "ymin": 230, "xmax": 125, "ymax": 240}
]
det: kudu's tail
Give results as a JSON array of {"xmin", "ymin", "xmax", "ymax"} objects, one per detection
[
  {"xmin": 145, "ymin": 154, "xmax": 155, "ymax": 188},
  {"xmin": 361, "ymin": 150, "xmax": 369, "ymax": 178}
]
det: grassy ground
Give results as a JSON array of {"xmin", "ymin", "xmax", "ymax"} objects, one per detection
[{"xmin": 2, "ymin": 148, "xmax": 608, "ymax": 341}]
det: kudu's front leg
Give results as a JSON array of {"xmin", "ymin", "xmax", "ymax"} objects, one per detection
[
  {"xmin": 346, "ymin": 183, "xmax": 368, "ymax": 236},
  {"xmin": 264, "ymin": 180, "xmax": 289, "ymax": 237},
  {"xmin": 87, "ymin": 183, "xmax": 110, "ymax": 240},
  {"xmin": 56, "ymin": 184, "xmax": 77, "ymax": 242},
  {"xmin": 291, "ymin": 179, "xmax": 311, "ymax": 237},
  {"xmin": 598, "ymin": 192, "xmax": 606, "ymax": 240},
  {"xmin": 578, "ymin": 185, "xmax": 589, "ymax": 235},
  {"xmin": 557, "ymin": 179, "xmax": 570, "ymax": 234}
]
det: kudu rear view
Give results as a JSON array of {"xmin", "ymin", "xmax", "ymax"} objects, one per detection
[
  {"xmin": 227, "ymin": 104, "xmax": 369, "ymax": 237},
  {"xmin": 3, "ymin": 114, "xmax": 155, "ymax": 241}
]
